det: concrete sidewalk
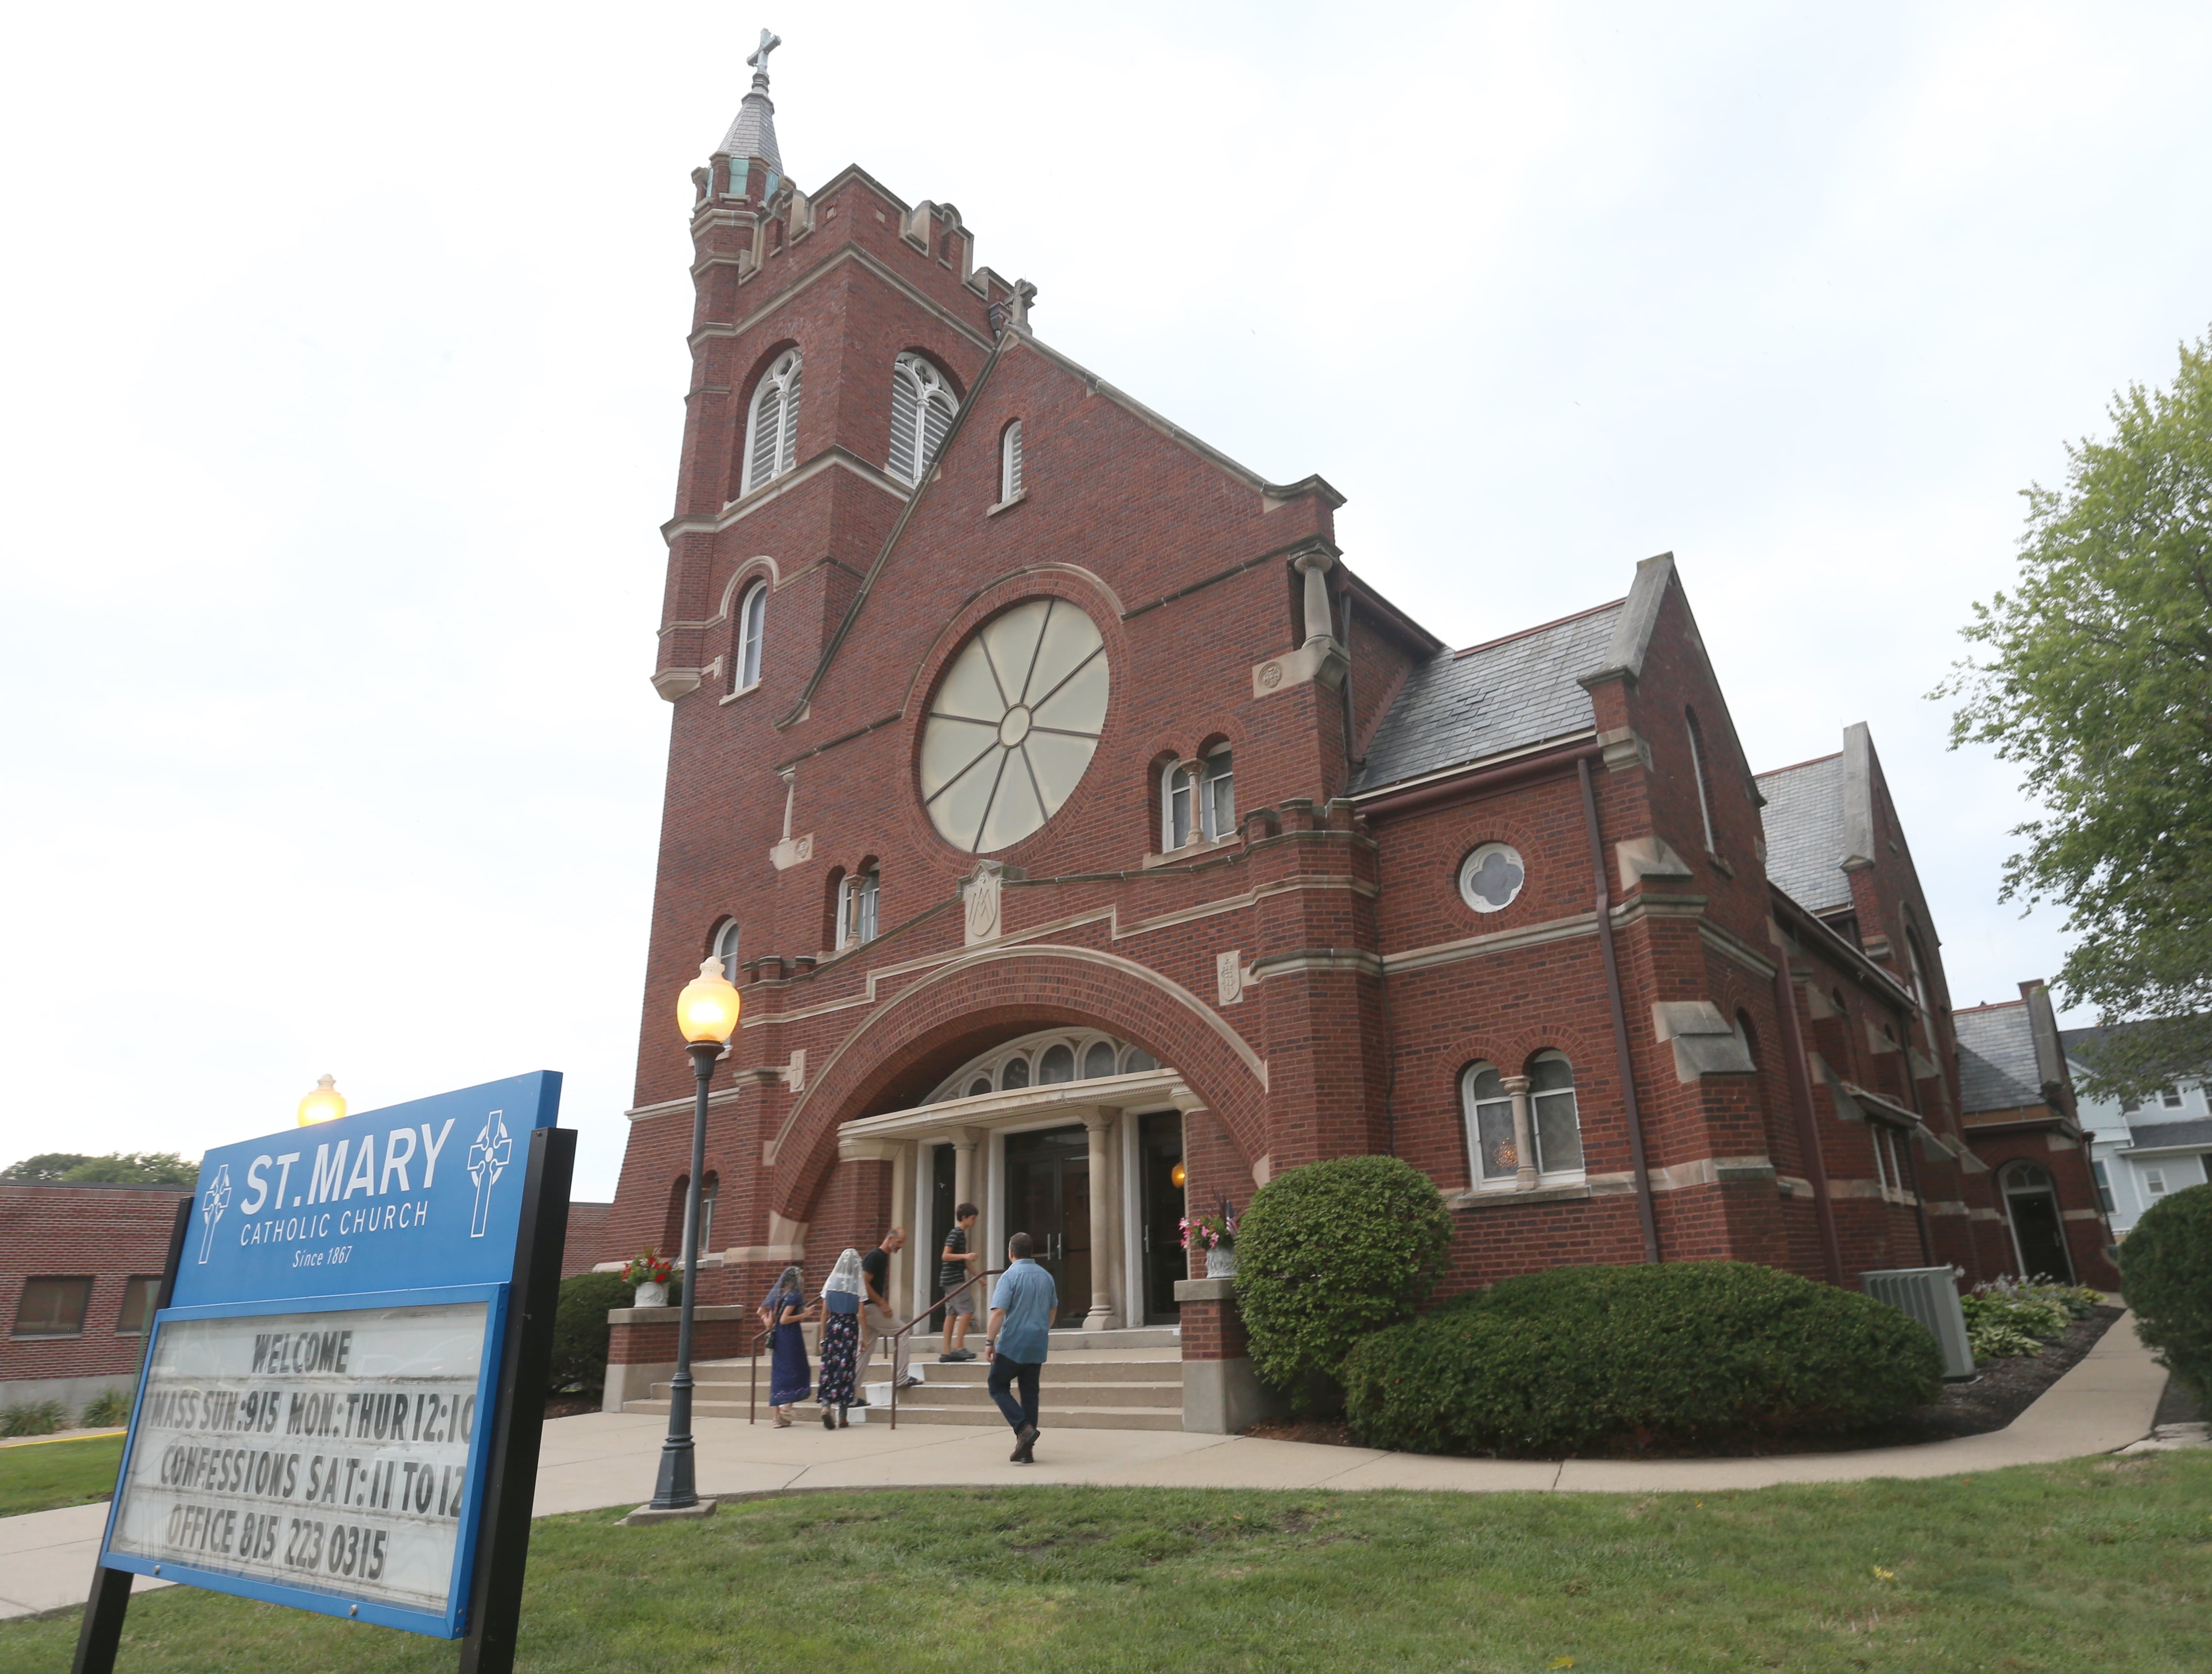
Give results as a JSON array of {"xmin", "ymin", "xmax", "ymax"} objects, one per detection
[{"xmin": 0, "ymin": 1310, "xmax": 2171, "ymax": 1621}]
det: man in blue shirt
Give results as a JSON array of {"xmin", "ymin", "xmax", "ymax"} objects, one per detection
[{"xmin": 984, "ymin": 1231, "xmax": 1058, "ymax": 1463}]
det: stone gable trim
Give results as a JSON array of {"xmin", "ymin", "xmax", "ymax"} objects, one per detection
[{"xmin": 1013, "ymin": 330, "xmax": 1343, "ymax": 512}]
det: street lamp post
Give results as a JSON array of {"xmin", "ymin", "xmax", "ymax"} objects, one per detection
[{"xmin": 650, "ymin": 959, "xmax": 742, "ymax": 1511}]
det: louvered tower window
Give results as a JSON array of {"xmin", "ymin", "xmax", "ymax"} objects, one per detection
[
  {"xmin": 889, "ymin": 353, "xmax": 958, "ymax": 485},
  {"xmin": 742, "ymin": 349, "xmax": 802, "ymax": 496},
  {"xmin": 1000, "ymin": 419, "xmax": 1024, "ymax": 501}
]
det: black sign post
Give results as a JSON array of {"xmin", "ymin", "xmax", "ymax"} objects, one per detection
[
  {"xmin": 459, "ymin": 1125, "xmax": 573, "ymax": 1674},
  {"xmin": 71, "ymin": 1195, "xmax": 191, "ymax": 1674}
]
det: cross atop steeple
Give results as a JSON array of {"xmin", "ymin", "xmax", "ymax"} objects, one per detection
[{"xmin": 716, "ymin": 26, "xmax": 785, "ymax": 176}]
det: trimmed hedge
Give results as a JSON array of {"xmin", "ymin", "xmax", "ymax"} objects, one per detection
[
  {"xmin": 1235, "ymin": 1155, "xmax": 1452, "ymax": 1409},
  {"xmin": 2120, "ymin": 1181, "xmax": 2212, "ymax": 1395},
  {"xmin": 548, "ymin": 1271, "xmax": 677, "ymax": 1395},
  {"xmin": 1341, "ymin": 1260, "xmax": 1944, "ymax": 1456}
]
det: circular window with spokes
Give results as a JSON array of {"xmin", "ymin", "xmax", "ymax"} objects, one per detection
[
  {"xmin": 919, "ymin": 599, "xmax": 1109, "ymax": 852},
  {"xmin": 1458, "ymin": 842, "xmax": 1526, "ymax": 914}
]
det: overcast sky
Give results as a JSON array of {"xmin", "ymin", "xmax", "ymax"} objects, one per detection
[{"xmin": 3, "ymin": 2, "xmax": 2206, "ymax": 1198}]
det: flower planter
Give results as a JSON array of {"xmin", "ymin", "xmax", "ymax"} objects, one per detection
[
  {"xmin": 632, "ymin": 1282, "xmax": 669, "ymax": 1308},
  {"xmin": 1205, "ymin": 1243, "xmax": 1238, "ymax": 1279}
]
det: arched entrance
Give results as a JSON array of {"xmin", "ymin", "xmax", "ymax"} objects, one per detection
[
  {"xmin": 842, "ymin": 1028, "xmax": 1191, "ymax": 1331},
  {"xmin": 2000, "ymin": 1161, "xmax": 2075, "ymax": 1282}
]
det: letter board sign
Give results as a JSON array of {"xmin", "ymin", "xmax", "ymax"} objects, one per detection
[{"xmin": 93, "ymin": 1072, "xmax": 562, "ymax": 1640}]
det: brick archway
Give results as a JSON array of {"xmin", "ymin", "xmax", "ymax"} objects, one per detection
[{"xmin": 766, "ymin": 943, "xmax": 1269, "ymax": 1225}]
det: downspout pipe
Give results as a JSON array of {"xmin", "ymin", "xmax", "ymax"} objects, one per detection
[
  {"xmin": 1576, "ymin": 756, "xmax": 1661, "ymax": 1265},
  {"xmin": 1771, "ymin": 954, "xmax": 1847, "ymax": 1286}
]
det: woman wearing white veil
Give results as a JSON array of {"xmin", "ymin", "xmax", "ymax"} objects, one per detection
[{"xmin": 816, "ymin": 1249, "xmax": 866, "ymax": 1429}]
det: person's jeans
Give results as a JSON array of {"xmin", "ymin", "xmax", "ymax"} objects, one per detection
[
  {"xmin": 859, "ymin": 1302, "xmax": 909, "ymax": 1385},
  {"xmin": 988, "ymin": 1355, "xmax": 1042, "ymax": 1433}
]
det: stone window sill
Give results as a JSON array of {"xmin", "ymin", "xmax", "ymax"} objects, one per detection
[
  {"xmin": 719, "ymin": 680, "xmax": 761, "ymax": 705},
  {"xmin": 1705, "ymin": 851, "xmax": 1735, "ymax": 878},
  {"xmin": 1143, "ymin": 833, "xmax": 1243, "ymax": 868},
  {"xmin": 986, "ymin": 491, "xmax": 1028, "ymax": 517},
  {"xmin": 1448, "ymin": 1181, "xmax": 1592, "ymax": 1209}
]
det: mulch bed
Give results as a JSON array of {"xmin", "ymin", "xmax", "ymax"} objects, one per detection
[
  {"xmin": 1243, "ymin": 1305, "xmax": 2127, "ymax": 1458},
  {"xmin": 546, "ymin": 1395, "xmax": 602, "ymax": 1421}
]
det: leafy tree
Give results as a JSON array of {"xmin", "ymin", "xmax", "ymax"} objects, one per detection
[
  {"xmin": 1, "ymin": 1151, "xmax": 198, "ymax": 1186},
  {"xmin": 1940, "ymin": 330, "xmax": 2212, "ymax": 1100},
  {"xmin": 0, "ymin": 1154, "xmax": 95, "ymax": 1182}
]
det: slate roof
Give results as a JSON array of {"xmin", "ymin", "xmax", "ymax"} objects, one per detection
[
  {"xmin": 1954, "ymin": 1002, "xmax": 2047, "ymax": 1113},
  {"xmin": 718, "ymin": 81, "xmax": 783, "ymax": 172},
  {"xmin": 1756, "ymin": 753, "xmax": 1852, "ymax": 913},
  {"xmin": 1348, "ymin": 602, "xmax": 1622, "ymax": 794},
  {"xmin": 2122, "ymin": 1116, "xmax": 2212, "ymax": 1152}
]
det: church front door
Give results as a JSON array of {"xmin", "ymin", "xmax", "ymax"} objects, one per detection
[{"xmin": 1004, "ymin": 1125, "xmax": 1091, "ymax": 1327}]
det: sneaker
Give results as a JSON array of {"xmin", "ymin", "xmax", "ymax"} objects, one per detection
[
  {"xmin": 850, "ymin": 1394, "xmax": 871, "ymax": 1406},
  {"xmin": 937, "ymin": 1352, "xmax": 958, "ymax": 1363},
  {"xmin": 950, "ymin": 1349, "xmax": 978, "ymax": 1361},
  {"xmin": 897, "ymin": 1375, "xmax": 923, "ymax": 1389},
  {"xmin": 1011, "ymin": 1423, "xmax": 1039, "ymax": 1464}
]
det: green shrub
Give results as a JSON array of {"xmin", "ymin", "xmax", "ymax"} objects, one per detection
[
  {"xmin": 80, "ymin": 1389, "xmax": 132, "ymax": 1428},
  {"xmin": 2119, "ymin": 1182, "xmax": 2212, "ymax": 1395},
  {"xmin": 1234, "ymin": 1155, "xmax": 1452, "ymax": 1410},
  {"xmin": 548, "ymin": 1271, "xmax": 647, "ymax": 1395},
  {"xmin": 1341, "ymin": 1261, "xmax": 1944, "ymax": 1457},
  {"xmin": 0, "ymin": 1399, "xmax": 67, "ymax": 1438}
]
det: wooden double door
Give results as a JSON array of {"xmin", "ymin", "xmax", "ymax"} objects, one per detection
[{"xmin": 1003, "ymin": 1126, "xmax": 1092, "ymax": 1327}]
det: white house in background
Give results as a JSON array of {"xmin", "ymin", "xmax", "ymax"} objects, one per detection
[{"xmin": 2061, "ymin": 1023, "xmax": 2212, "ymax": 1236}]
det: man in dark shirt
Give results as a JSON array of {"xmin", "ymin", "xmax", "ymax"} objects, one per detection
[
  {"xmin": 857, "ymin": 1227, "xmax": 917, "ymax": 1390},
  {"xmin": 938, "ymin": 1203, "xmax": 981, "ymax": 1362}
]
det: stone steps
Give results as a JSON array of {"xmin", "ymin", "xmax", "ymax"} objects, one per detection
[
  {"xmin": 623, "ymin": 1328, "xmax": 1189, "ymax": 1432},
  {"xmin": 623, "ymin": 1395, "xmax": 1186, "ymax": 1432}
]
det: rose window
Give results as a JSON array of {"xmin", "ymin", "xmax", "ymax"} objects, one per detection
[{"xmin": 919, "ymin": 599, "xmax": 1109, "ymax": 852}]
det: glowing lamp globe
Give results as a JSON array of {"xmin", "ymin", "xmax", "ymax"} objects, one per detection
[
  {"xmin": 677, "ymin": 959, "xmax": 742, "ymax": 1045},
  {"xmin": 296, "ymin": 1074, "xmax": 347, "ymax": 1126}
]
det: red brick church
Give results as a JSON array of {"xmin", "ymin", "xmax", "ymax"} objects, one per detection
[{"xmin": 592, "ymin": 42, "xmax": 2116, "ymax": 1424}]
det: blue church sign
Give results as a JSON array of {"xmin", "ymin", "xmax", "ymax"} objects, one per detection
[{"xmin": 90, "ymin": 1073, "xmax": 564, "ymax": 1643}]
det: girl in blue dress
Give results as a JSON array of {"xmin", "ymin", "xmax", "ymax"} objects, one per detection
[
  {"xmin": 759, "ymin": 1265, "xmax": 816, "ymax": 1426},
  {"xmin": 817, "ymin": 1249, "xmax": 866, "ymax": 1429}
]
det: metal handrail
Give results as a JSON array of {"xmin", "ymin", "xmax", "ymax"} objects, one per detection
[{"xmin": 884, "ymin": 1267, "xmax": 1003, "ymax": 1431}]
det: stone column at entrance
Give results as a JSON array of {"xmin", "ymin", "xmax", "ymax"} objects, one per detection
[
  {"xmin": 950, "ymin": 1128, "xmax": 981, "ymax": 1218},
  {"xmin": 1082, "ymin": 1110, "xmax": 1120, "ymax": 1331}
]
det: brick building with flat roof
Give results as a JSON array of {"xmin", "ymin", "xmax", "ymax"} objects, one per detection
[
  {"xmin": 591, "ymin": 45, "xmax": 2109, "ymax": 1423},
  {"xmin": 2, "ymin": 1182, "xmax": 187, "ymax": 1415}
]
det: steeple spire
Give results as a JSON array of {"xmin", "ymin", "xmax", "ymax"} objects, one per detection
[{"xmin": 717, "ymin": 27, "xmax": 783, "ymax": 177}]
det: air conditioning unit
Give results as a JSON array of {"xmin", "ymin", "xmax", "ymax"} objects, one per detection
[{"xmin": 1860, "ymin": 1266, "xmax": 1976, "ymax": 1380}]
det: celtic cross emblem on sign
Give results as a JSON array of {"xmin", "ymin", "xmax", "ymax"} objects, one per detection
[
  {"xmin": 467, "ymin": 1111, "xmax": 513, "ymax": 1239},
  {"xmin": 196, "ymin": 1163, "xmax": 233, "ymax": 1264}
]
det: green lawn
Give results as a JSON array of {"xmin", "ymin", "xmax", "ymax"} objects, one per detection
[
  {"xmin": 4, "ymin": 1454, "xmax": 2209, "ymax": 1672},
  {"xmin": 0, "ymin": 1435, "xmax": 123, "ymax": 1518}
]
